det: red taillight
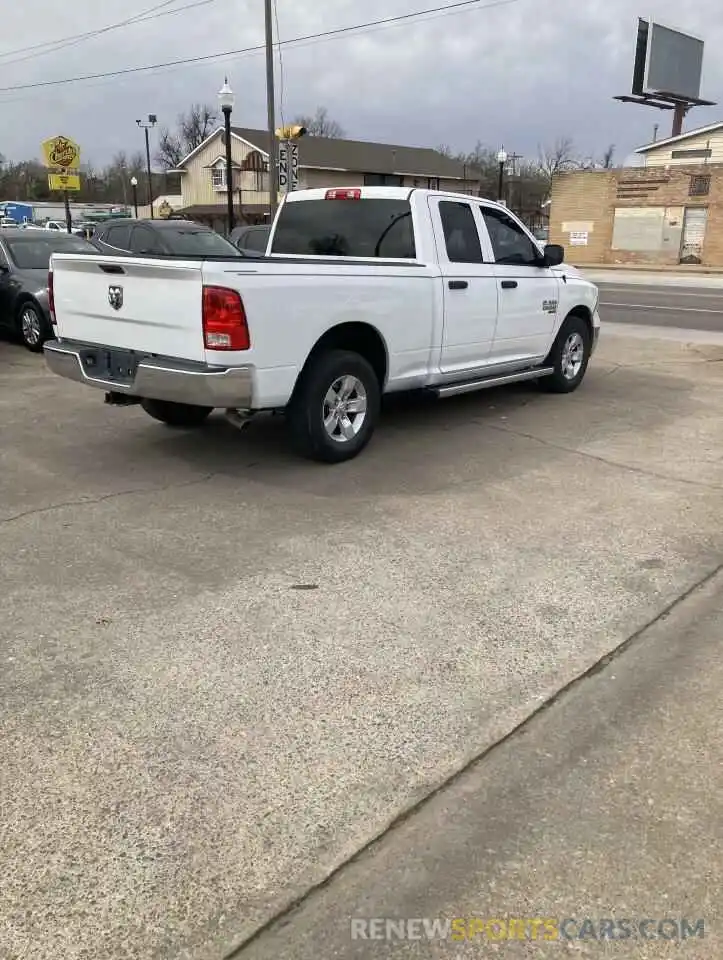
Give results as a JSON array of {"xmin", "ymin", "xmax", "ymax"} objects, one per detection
[
  {"xmin": 325, "ymin": 188, "xmax": 361, "ymax": 200},
  {"xmin": 202, "ymin": 285, "xmax": 250, "ymax": 351},
  {"xmin": 48, "ymin": 269, "xmax": 56, "ymax": 325}
]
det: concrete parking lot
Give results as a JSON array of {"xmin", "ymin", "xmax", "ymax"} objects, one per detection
[{"xmin": 2, "ymin": 327, "xmax": 722, "ymax": 960}]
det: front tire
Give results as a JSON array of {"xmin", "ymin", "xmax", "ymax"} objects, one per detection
[
  {"xmin": 287, "ymin": 349, "xmax": 381, "ymax": 463},
  {"xmin": 139, "ymin": 398, "xmax": 212, "ymax": 427},
  {"xmin": 539, "ymin": 314, "xmax": 591, "ymax": 393},
  {"xmin": 17, "ymin": 302, "xmax": 50, "ymax": 352}
]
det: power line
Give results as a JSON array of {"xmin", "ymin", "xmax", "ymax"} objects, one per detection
[
  {"xmin": 0, "ymin": 0, "xmax": 211, "ymax": 67},
  {"xmin": 0, "ymin": 0, "xmax": 520, "ymax": 94}
]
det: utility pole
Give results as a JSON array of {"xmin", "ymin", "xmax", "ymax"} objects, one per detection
[
  {"xmin": 264, "ymin": 0, "xmax": 278, "ymax": 220},
  {"xmin": 137, "ymin": 115, "xmax": 157, "ymax": 218}
]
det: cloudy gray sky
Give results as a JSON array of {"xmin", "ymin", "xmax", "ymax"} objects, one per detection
[{"xmin": 1, "ymin": 0, "xmax": 721, "ymax": 168}]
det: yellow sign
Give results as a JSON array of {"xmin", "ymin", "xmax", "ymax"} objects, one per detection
[
  {"xmin": 48, "ymin": 173, "xmax": 81, "ymax": 192},
  {"xmin": 41, "ymin": 135, "xmax": 81, "ymax": 171}
]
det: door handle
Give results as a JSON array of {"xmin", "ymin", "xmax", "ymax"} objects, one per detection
[
  {"xmin": 448, "ymin": 280, "xmax": 468, "ymax": 290},
  {"xmin": 500, "ymin": 280, "xmax": 518, "ymax": 289}
]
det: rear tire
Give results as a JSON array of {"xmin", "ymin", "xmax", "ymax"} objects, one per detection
[
  {"xmin": 287, "ymin": 349, "xmax": 381, "ymax": 463},
  {"xmin": 139, "ymin": 398, "xmax": 212, "ymax": 427},
  {"xmin": 539, "ymin": 314, "xmax": 591, "ymax": 394}
]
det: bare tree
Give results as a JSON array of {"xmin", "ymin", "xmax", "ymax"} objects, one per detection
[
  {"xmin": 538, "ymin": 137, "xmax": 581, "ymax": 182},
  {"xmin": 293, "ymin": 106, "xmax": 345, "ymax": 138},
  {"xmin": 601, "ymin": 144, "xmax": 615, "ymax": 169},
  {"xmin": 156, "ymin": 103, "xmax": 218, "ymax": 169},
  {"xmin": 156, "ymin": 130, "xmax": 184, "ymax": 171}
]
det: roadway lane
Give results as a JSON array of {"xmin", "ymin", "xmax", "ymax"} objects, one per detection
[{"xmin": 597, "ymin": 281, "xmax": 723, "ymax": 332}]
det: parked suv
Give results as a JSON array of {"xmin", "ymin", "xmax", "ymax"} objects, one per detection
[{"xmin": 93, "ymin": 219, "xmax": 241, "ymax": 257}]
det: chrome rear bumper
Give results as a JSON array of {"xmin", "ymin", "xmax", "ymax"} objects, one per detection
[{"xmin": 44, "ymin": 340, "xmax": 253, "ymax": 409}]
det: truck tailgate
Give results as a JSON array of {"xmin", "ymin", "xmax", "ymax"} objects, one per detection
[{"xmin": 51, "ymin": 254, "xmax": 206, "ymax": 361}]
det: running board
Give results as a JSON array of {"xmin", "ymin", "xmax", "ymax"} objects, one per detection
[{"xmin": 432, "ymin": 366, "xmax": 554, "ymax": 398}]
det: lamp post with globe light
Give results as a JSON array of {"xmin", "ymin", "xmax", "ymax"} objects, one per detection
[
  {"xmin": 130, "ymin": 176, "xmax": 139, "ymax": 218},
  {"xmin": 218, "ymin": 78, "xmax": 235, "ymax": 234},
  {"xmin": 496, "ymin": 148, "xmax": 507, "ymax": 204}
]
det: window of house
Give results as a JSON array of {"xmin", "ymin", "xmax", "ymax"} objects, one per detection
[
  {"xmin": 672, "ymin": 148, "xmax": 712, "ymax": 160},
  {"xmin": 481, "ymin": 208, "xmax": 540, "ymax": 266},
  {"xmin": 363, "ymin": 173, "xmax": 404, "ymax": 187},
  {"xmin": 689, "ymin": 175, "xmax": 711, "ymax": 197},
  {"xmin": 438, "ymin": 201, "xmax": 483, "ymax": 264},
  {"xmin": 211, "ymin": 164, "xmax": 226, "ymax": 189}
]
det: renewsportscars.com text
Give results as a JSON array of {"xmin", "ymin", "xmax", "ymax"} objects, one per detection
[{"xmin": 350, "ymin": 917, "xmax": 705, "ymax": 942}]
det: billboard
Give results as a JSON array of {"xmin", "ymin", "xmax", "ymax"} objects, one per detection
[{"xmin": 632, "ymin": 19, "xmax": 705, "ymax": 101}]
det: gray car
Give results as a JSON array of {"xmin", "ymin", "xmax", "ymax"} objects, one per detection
[{"xmin": 0, "ymin": 229, "xmax": 98, "ymax": 351}]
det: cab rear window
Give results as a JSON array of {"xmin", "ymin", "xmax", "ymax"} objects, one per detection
[{"xmin": 271, "ymin": 198, "xmax": 415, "ymax": 259}]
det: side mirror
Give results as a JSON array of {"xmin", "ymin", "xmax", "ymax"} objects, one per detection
[{"xmin": 543, "ymin": 243, "xmax": 564, "ymax": 268}]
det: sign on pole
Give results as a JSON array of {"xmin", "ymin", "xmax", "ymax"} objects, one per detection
[
  {"xmin": 278, "ymin": 142, "xmax": 289, "ymax": 192},
  {"xmin": 41, "ymin": 135, "xmax": 81, "ymax": 171},
  {"xmin": 278, "ymin": 141, "xmax": 300, "ymax": 194},
  {"xmin": 289, "ymin": 142, "xmax": 299, "ymax": 191},
  {"xmin": 48, "ymin": 173, "xmax": 81, "ymax": 192},
  {"xmin": 42, "ymin": 135, "xmax": 82, "ymax": 194}
]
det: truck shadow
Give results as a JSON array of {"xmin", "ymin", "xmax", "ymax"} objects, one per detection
[{"xmin": 144, "ymin": 363, "xmax": 703, "ymax": 499}]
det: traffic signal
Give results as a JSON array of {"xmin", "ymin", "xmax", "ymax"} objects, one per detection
[{"xmin": 275, "ymin": 125, "xmax": 307, "ymax": 139}]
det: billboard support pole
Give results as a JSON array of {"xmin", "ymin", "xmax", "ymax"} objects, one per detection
[{"xmin": 671, "ymin": 103, "xmax": 687, "ymax": 137}]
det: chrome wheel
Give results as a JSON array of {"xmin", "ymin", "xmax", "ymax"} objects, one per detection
[
  {"xmin": 322, "ymin": 374, "xmax": 367, "ymax": 443},
  {"xmin": 561, "ymin": 332, "xmax": 584, "ymax": 380},
  {"xmin": 20, "ymin": 306, "xmax": 43, "ymax": 347}
]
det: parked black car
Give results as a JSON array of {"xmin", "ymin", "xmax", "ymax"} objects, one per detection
[
  {"xmin": 0, "ymin": 229, "xmax": 98, "ymax": 351},
  {"xmin": 92, "ymin": 219, "xmax": 242, "ymax": 257},
  {"xmin": 230, "ymin": 224, "xmax": 270, "ymax": 254}
]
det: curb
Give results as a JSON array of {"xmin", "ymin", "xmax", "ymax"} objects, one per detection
[{"xmin": 572, "ymin": 263, "xmax": 723, "ymax": 275}]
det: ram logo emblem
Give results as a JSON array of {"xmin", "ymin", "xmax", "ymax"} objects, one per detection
[{"xmin": 108, "ymin": 285, "xmax": 124, "ymax": 310}]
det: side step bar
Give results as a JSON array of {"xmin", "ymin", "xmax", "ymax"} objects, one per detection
[{"xmin": 432, "ymin": 366, "xmax": 554, "ymax": 398}]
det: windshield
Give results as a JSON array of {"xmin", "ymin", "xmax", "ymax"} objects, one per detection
[
  {"xmin": 271, "ymin": 198, "xmax": 416, "ymax": 259},
  {"xmin": 6, "ymin": 235, "xmax": 97, "ymax": 269},
  {"xmin": 162, "ymin": 227, "xmax": 240, "ymax": 257}
]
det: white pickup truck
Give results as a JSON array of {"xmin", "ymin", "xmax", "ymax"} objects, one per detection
[{"xmin": 45, "ymin": 186, "xmax": 600, "ymax": 463}]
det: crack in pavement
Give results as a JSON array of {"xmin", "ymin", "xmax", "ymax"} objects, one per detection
[
  {"xmin": 480, "ymin": 422, "xmax": 723, "ymax": 491},
  {"xmin": 0, "ymin": 474, "xmax": 218, "ymax": 526},
  {"xmin": 221, "ymin": 560, "xmax": 723, "ymax": 959}
]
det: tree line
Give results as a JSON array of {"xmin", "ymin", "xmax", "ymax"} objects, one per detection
[{"xmin": 0, "ymin": 103, "xmax": 612, "ymax": 216}]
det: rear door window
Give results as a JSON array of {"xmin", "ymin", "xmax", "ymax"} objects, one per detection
[
  {"xmin": 130, "ymin": 225, "xmax": 165, "ymax": 255},
  {"xmin": 438, "ymin": 201, "xmax": 483, "ymax": 264},
  {"xmin": 271, "ymin": 198, "xmax": 415, "ymax": 259},
  {"xmin": 103, "ymin": 223, "xmax": 132, "ymax": 250}
]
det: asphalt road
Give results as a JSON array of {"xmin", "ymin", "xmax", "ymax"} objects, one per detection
[
  {"xmin": 3, "ymin": 330, "xmax": 723, "ymax": 960},
  {"xmin": 598, "ymin": 281, "xmax": 723, "ymax": 331}
]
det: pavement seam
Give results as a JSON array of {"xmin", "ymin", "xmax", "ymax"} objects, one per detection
[
  {"xmin": 481, "ymin": 423, "xmax": 723, "ymax": 491},
  {"xmin": 221, "ymin": 560, "xmax": 723, "ymax": 959},
  {"xmin": 0, "ymin": 474, "xmax": 218, "ymax": 525}
]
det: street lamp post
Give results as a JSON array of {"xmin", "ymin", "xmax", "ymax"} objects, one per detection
[
  {"xmin": 218, "ymin": 78, "xmax": 235, "ymax": 234},
  {"xmin": 137, "ymin": 115, "xmax": 157, "ymax": 218},
  {"xmin": 130, "ymin": 176, "xmax": 139, "ymax": 218},
  {"xmin": 496, "ymin": 148, "xmax": 508, "ymax": 204}
]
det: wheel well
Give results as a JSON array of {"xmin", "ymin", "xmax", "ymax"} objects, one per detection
[
  {"xmin": 14, "ymin": 295, "xmax": 42, "ymax": 327},
  {"xmin": 303, "ymin": 322, "xmax": 388, "ymax": 388},
  {"xmin": 567, "ymin": 305, "xmax": 593, "ymax": 341}
]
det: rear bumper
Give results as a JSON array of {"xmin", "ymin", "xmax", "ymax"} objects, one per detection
[{"xmin": 44, "ymin": 340, "xmax": 253, "ymax": 409}]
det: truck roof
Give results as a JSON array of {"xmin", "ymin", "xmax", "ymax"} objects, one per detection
[{"xmin": 283, "ymin": 186, "xmax": 501, "ymax": 206}]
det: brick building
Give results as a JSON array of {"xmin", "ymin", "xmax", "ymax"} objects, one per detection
[{"xmin": 549, "ymin": 164, "xmax": 723, "ymax": 266}]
